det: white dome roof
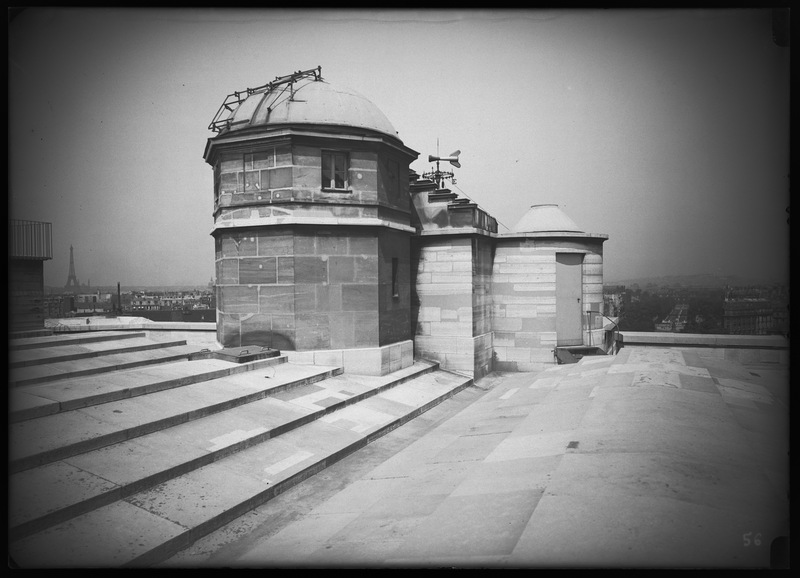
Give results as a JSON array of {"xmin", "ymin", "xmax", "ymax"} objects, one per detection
[
  {"xmin": 512, "ymin": 204, "xmax": 583, "ymax": 233},
  {"xmin": 223, "ymin": 79, "xmax": 398, "ymax": 138}
]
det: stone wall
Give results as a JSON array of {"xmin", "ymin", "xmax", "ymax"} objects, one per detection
[
  {"xmin": 412, "ymin": 237, "xmax": 474, "ymax": 375},
  {"xmin": 378, "ymin": 228, "xmax": 412, "ymax": 346},
  {"xmin": 216, "ymin": 226, "xmax": 388, "ymax": 350},
  {"xmin": 471, "ymin": 236, "xmax": 495, "ymax": 378},
  {"xmin": 491, "ymin": 239, "xmax": 558, "ymax": 371},
  {"xmin": 411, "ymin": 236, "xmax": 494, "ymax": 377},
  {"xmin": 213, "ymin": 142, "xmax": 413, "ymax": 231},
  {"xmin": 490, "ymin": 238, "xmax": 604, "ymax": 370}
]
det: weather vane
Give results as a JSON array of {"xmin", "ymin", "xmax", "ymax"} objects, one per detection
[{"xmin": 422, "ymin": 139, "xmax": 461, "ymax": 189}]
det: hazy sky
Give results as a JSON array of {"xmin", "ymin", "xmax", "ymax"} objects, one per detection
[{"xmin": 9, "ymin": 8, "xmax": 790, "ymax": 287}]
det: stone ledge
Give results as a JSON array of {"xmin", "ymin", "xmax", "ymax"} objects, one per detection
[{"xmin": 285, "ymin": 340, "xmax": 414, "ymax": 376}]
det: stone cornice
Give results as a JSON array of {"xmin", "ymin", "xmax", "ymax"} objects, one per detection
[
  {"xmin": 205, "ymin": 125, "xmax": 419, "ymax": 164},
  {"xmin": 211, "ymin": 217, "xmax": 416, "ymax": 234}
]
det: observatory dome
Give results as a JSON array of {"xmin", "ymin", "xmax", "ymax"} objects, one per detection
[
  {"xmin": 512, "ymin": 204, "xmax": 584, "ymax": 234},
  {"xmin": 220, "ymin": 78, "xmax": 398, "ymax": 139}
]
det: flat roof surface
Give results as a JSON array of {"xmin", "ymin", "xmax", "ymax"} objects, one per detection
[{"xmin": 160, "ymin": 346, "xmax": 789, "ymax": 569}]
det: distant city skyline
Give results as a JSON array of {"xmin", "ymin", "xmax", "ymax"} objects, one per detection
[{"xmin": 9, "ymin": 8, "xmax": 790, "ymax": 287}]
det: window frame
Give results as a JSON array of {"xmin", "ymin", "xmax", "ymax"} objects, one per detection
[
  {"xmin": 321, "ymin": 150, "xmax": 350, "ymax": 192},
  {"xmin": 216, "ymin": 150, "xmax": 276, "ymax": 198}
]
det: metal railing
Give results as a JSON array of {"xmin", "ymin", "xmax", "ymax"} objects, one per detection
[{"xmin": 208, "ymin": 66, "xmax": 323, "ymax": 133}]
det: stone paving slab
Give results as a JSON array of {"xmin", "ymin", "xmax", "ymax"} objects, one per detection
[
  {"xmin": 201, "ymin": 348, "xmax": 788, "ymax": 569},
  {"xmin": 386, "ymin": 489, "xmax": 542, "ymax": 562},
  {"xmin": 509, "ymin": 493, "xmax": 773, "ymax": 568},
  {"xmin": 10, "ymin": 487, "xmax": 220, "ymax": 568}
]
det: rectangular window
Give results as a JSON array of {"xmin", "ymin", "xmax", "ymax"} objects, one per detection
[
  {"xmin": 217, "ymin": 150, "xmax": 276, "ymax": 196},
  {"xmin": 322, "ymin": 151, "xmax": 349, "ymax": 190},
  {"xmin": 392, "ymin": 257, "xmax": 399, "ymax": 298},
  {"xmin": 219, "ymin": 157, "xmax": 243, "ymax": 194},
  {"xmin": 244, "ymin": 152, "xmax": 273, "ymax": 191}
]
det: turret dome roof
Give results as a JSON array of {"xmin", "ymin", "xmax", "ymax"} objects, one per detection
[{"xmin": 512, "ymin": 204, "xmax": 584, "ymax": 234}]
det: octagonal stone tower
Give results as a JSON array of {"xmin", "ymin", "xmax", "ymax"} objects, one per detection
[{"xmin": 204, "ymin": 68, "xmax": 419, "ymax": 372}]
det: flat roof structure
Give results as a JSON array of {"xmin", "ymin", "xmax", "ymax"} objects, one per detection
[
  {"xmin": 8, "ymin": 328, "xmax": 789, "ymax": 568},
  {"xmin": 161, "ymin": 346, "xmax": 789, "ymax": 569}
]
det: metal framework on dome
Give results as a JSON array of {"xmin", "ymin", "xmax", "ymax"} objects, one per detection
[{"xmin": 208, "ymin": 66, "xmax": 323, "ymax": 133}]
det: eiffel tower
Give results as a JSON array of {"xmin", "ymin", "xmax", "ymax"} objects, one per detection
[{"xmin": 65, "ymin": 245, "xmax": 80, "ymax": 289}]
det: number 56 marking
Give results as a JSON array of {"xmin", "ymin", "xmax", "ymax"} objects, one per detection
[{"xmin": 743, "ymin": 532, "xmax": 762, "ymax": 546}]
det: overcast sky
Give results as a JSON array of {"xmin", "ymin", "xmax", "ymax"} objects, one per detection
[{"xmin": 9, "ymin": 8, "xmax": 790, "ymax": 288}]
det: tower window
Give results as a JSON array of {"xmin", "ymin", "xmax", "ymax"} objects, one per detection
[
  {"xmin": 217, "ymin": 150, "xmax": 275, "ymax": 196},
  {"xmin": 322, "ymin": 151, "xmax": 349, "ymax": 191},
  {"xmin": 392, "ymin": 257, "xmax": 399, "ymax": 298}
]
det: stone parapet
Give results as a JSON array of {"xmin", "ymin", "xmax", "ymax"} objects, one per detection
[{"xmin": 619, "ymin": 332, "xmax": 789, "ymax": 366}]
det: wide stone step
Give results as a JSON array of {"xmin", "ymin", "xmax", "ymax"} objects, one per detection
[
  {"xmin": 9, "ymin": 331, "xmax": 148, "ymax": 351},
  {"xmin": 9, "ymin": 356, "xmax": 288, "ymax": 423},
  {"xmin": 7, "ymin": 361, "xmax": 441, "ymax": 542},
  {"xmin": 9, "ymin": 337, "xmax": 188, "ymax": 369},
  {"xmin": 8, "ymin": 344, "xmax": 201, "ymax": 387},
  {"xmin": 8, "ymin": 368, "xmax": 472, "ymax": 568},
  {"xmin": 8, "ymin": 361, "xmax": 340, "ymax": 474}
]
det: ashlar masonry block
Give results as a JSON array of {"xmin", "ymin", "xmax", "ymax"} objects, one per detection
[
  {"xmin": 218, "ymin": 285, "xmax": 259, "ymax": 314},
  {"xmin": 239, "ymin": 257, "xmax": 278, "ymax": 285},
  {"xmin": 295, "ymin": 313, "xmax": 331, "ymax": 350},
  {"xmin": 441, "ymin": 353, "xmax": 475, "ymax": 373},
  {"xmin": 277, "ymin": 257, "xmax": 294, "ymax": 284},
  {"xmin": 218, "ymin": 259, "xmax": 239, "ymax": 285},
  {"xmin": 294, "ymin": 256, "xmax": 328, "ymax": 283},
  {"xmin": 354, "ymin": 312, "xmax": 379, "ymax": 347},
  {"xmin": 493, "ymin": 317, "xmax": 523, "ymax": 332},
  {"xmin": 428, "ymin": 321, "xmax": 473, "ymax": 336},
  {"xmin": 343, "ymin": 347, "xmax": 382, "ymax": 375},
  {"xmin": 503, "ymin": 274, "xmax": 557, "ymax": 284},
  {"xmin": 440, "ymin": 309, "xmax": 459, "ymax": 321},
  {"xmin": 415, "ymin": 335, "xmax": 459, "ymax": 355},
  {"xmin": 313, "ymin": 349, "xmax": 344, "ymax": 368},
  {"xmin": 328, "ymin": 256, "xmax": 356, "ymax": 283},
  {"xmin": 417, "ymin": 307, "xmax": 442, "ymax": 322},
  {"xmin": 259, "ymin": 286, "xmax": 295, "ymax": 314},
  {"xmin": 257, "ymin": 233, "xmax": 293, "ymax": 256},
  {"xmin": 342, "ymin": 284, "xmax": 379, "ymax": 311},
  {"xmin": 329, "ymin": 311, "xmax": 356, "ymax": 348}
]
